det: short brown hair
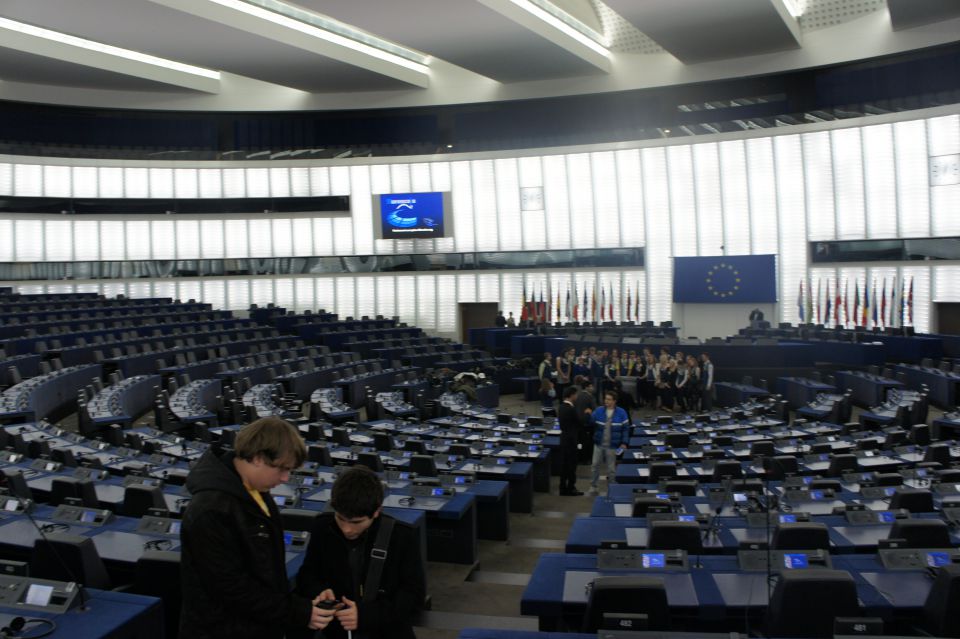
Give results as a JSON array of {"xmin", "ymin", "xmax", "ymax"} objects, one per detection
[{"xmin": 234, "ymin": 416, "xmax": 306, "ymax": 467}]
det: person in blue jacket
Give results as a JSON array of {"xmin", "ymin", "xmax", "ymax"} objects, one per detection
[{"xmin": 588, "ymin": 390, "xmax": 630, "ymax": 495}]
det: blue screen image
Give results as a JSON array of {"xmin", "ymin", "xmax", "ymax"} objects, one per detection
[
  {"xmin": 380, "ymin": 192, "xmax": 445, "ymax": 239},
  {"xmin": 784, "ymin": 553, "xmax": 809, "ymax": 569},
  {"xmin": 497, "ymin": 458, "xmax": 508, "ymax": 465},
  {"xmin": 431, "ymin": 488, "xmax": 444, "ymax": 496},
  {"xmin": 642, "ymin": 553, "xmax": 666, "ymax": 568},
  {"xmin": 780, "ymin": 514, "xmax": 797, "ymax": 523},
  {"xmin": 879, "ymin": 511, "xmax": 895, "ymax": 523},
  {"xmin": 678, "ymin": 515, "xmax": 696, "ymax": 522},
  {"xmin": 803, "ymin": 476, "xmax": 813, "ymax": 484},
  {"xmin": 810, "ymin": 490, "xmax": 824, "ymax": 500},
  {"xmin": 399, "ymin": 472, "xmax": 410, "ymax": 480},
  {"xmin": 455, "ymin": 476, "xmax": 466, "ymax": 484},
  {"xmin": 884, "ymin": 487, "xmax": 897, "ymax": 496},
  {"xmin": 927, "ymin": 552, "xmax": 950, "ymax": 567},
  {"xmin": 283, "ymin": 532, "xmax": 293, "ymax": 546}
]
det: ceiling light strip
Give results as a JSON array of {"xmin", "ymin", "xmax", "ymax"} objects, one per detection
[
  {"xmin": 0, "ymin": 16, "xmax": 220, "ymax": 80},
  {"xmin": 242, "ymin": 0, "xmax": 428, "ymax": 65},
  {"xmin": 505, "ymin": 0, "xmax": 610, "ymax": 57},
  {"xmin": 207, "ymin": 0, "xmax": 429, "ymax": 74}
]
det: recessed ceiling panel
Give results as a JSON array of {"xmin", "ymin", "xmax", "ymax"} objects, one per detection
[
  {"xmin": 297, "ymin": 0, "xmax": 605, "ymax": 82},
  {"xmin": 0, "ymin": 48, "xmax": 196, "ymax": 91},
  {"xmin": 605, "ymin": 0, "xmax": 801, "ymax": 64},
  {"xmin": 0, "ymin": 0, "xmax": 408, "ymax": 92},
  {"xmin": 887, "ymin": 0, "xmax": 960, "ymax": 31}
]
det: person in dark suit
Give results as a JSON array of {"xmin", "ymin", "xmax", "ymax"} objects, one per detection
[
  {"xmin": 574, "ymin": 377, "xmax": 597, "ymax": 464},
  {"xmin": 700, "ymin": 352, "xmax": 715, "ymax": 410},
  {"xmin": 557, "ymin": 386, "xmax": 583, "ymax": 496},
  {"xmin": 494, "ymin": 311, "xmax": 507, "ymax": 327},
  {"xmin": 749, "ymin": 308, "xmax": 765, "ymax": 322}
]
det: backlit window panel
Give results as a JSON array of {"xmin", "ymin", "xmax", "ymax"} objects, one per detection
[
  {"xmin": 269, "ymin": 168, "xmax": 291, "ymax": 197},
  {"xmin": 376, "ymin": 277, "xmax": 396, "ymax": 319},
  {"xmin": 471, "ymin": 160, "xmax": 498, "ymax": 251},
  {"xmin": 746, "ymin": 138, "xmax": 778, "ymax": 254},
  {"xmin": 567, "ymin": 153, "xmax": 596, "ymax": 249},
  {"xmin": 73, "ymin": 166, "xmax": 99, "ymax": 198},
  {"xmin": 227, "ymin": 280, "xmax": 250, "ymax": 312},
  {"xmin": 831, "ymin": 127, "xmax": 866, "ymax": 239},
  {"xmin": 543, "ymin": 155, "xmax": 571, "ymax": 249},
  {"xmin": 250, "ymin": 278, "xmax": 274, "ymax": 308},
  {"xmin": 309, "ymin": 167, "xmax": 331, "ymax": 196},
  {"xmin": 616, "ymin": 150, "xmax": 645, "ymax": 249},
  {"xmin": 451, "ymin": 161, "xmax": 475, "ymax": 252},
  {"xmin": 292, "ymin": 218, "xmax": 313, "ymax": 257},
  {"xmin": 396, "ymin": 276, "xmax": 416, "ymax": 327},
  {"xmin": 862, "ymin": 124, "xmax": 897, "ymax": 238},
  {"xmin": 893, "ymin": 120, "xmax": 929, "ymax": 237},
  {"xmin": 202, "ymin": 279, "xmax": 226, "ymax": 311},
  {"xmin": 411, "ymin": 163, "xmax": 433, "ymax": 192},
  {"xmin": 224, "ymin": 220, "xmax": 248, "ymax": 258},
  {"xmin": 99, "ymin": 220, "xmax": 126, "ymax": 261},
  {"xmin": 248, "ymin": 219, "xmax": 272, "ymax": 257},
  {"xmin": 44, "ymin": 220, "xmax": 72, "ymax": 261},
  {"xmin": 0, "ymin": 220, "xmax": 13, "ymax": 261},
  {"xmin": 775, "ymin": 134, "xmax": 807, "ymax": 325},
  {"xmin": 271, "ymin": 218, "xmax": 293, "ymax": 259},
  {"xmin": 176, "ymin": 219, "xmax": 201, "ymax": 260},
  {"xmin": 124, "ymin": 221, "xmax": 150, "ymax": 260},
  {"xmin": 332, "ymin": 217, "xmax": 354, "ymax": 255},
  {"xmin": 592, "ymin": 152, "xmax": 620, "ymax": 248},
  {"xmin": 198, "ymin": 169, "xmax": 223, "ymax": 199},
  {"xmin": 290, "ymin": 167, "xmax": 311, "ymax": 197},
  {"xmin": 294, "ymin": 277, "xmax": 315, "ymax": 312},
  {"xmin": 437, "ymin": 274, "xmax": 456, "ymax": 333},
  {"xmin": 150, "ymin": 220, "xmax": 175, "ymax": 260},
  {"xmin": 245, "ymin": 168, "xmax": 270, "ymax": 198},
  {"xmin": 173, "ymin": 169, "xmax": 200, "ymax": 198},
  {"xmin": 351, "ymin": 166, "xmax": 374, "ymax": 255},
  {"xmin": 495, "ymin": 158, "xmax": 522, "ymax": 251},
  {"xmin": 43, "ymin": 165, "xmax": 71, "ymax": 197},
  {"xmin": 124, "ymin": 168, "xmax": 149, "ymax": 198},
  {"xmin": 148, "ymin": 168, "xmax": 174, "ymax": 198},
  {"xmin": 719, "ymin": 140, "xmax": 750, "ymax": 254},
  {"xmin": 312, "ymin": 218, "xmax": 334, "ymax": 256},
  {"xmin": 928, "ymin": 115, "xmax": 960, "ymax": 236},
  {"xmin": 642, "ymin": 147, "xmax": 671, "ymax": 322},
  {"xmin": 330, "ymin": 166, "xmax": 351, "ymax": 195},
  {"xmin": 222, "ymin": 168, "xmax": 246, "ymax": 198},
  {"xmin": 72, "ymin": 220, "xmax": 99, "ymax": 261},
  {"xmin": 14, "ymin": 164, "xmax": 42, "ymax": 197},
  {"xmin": 274, "ymin": 278, "xmax": 294, "ymax": 310},
  {"xmin": 802, "ymin": 131, "xmax": 836, "ymax": 241},
  {"xmin": 667, "ymin": 146, "xmax": 697, "ymax": 257},
  {"xmin": 98, "ymin": 167, "xmax": 124, "ymax": 198},
  {"xmin": 200, "ymin": 219, "xmax": 225, "ymax": 259},
  {"xmin": 692, "ymin": 143, "xmax": 722, "ymax": 256},
  {"xmin": 0, "ymin": 164, "xmax": 12, "ymax": 195}
]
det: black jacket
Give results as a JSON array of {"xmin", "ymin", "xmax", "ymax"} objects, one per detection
[
  {"xmin": 179, "ymin": 449, "xmax": 312, "ymax": 639},
  {"xmin": 295, "ymin": 512, "xmax": 425, "ymax": 639},
  {"xmin": 557, "ymin": 400, "xmax": 580, "ymax": 440}
]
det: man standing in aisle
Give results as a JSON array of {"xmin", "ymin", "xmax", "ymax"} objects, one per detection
[
  {"xmin": 179, "ymin": 417, "xmax": 331, "ymax": 639},
  {"xmin": 296, "ymin": 465, "xmax": 426, "ymax": 639},
  {"xmin": 700, "ymin": 352, "xmax": 715, "ymax": 411},
  {"xmin": 588, "ymin": 390, "xmax": 630, "ymax": 496},
  {"xmin": 557, "ymin": 386, "xmax": 583, "ymax": 496},
  {"xmin": 574, "ymin": 377, "xmax": 597, "ymax": 464}
]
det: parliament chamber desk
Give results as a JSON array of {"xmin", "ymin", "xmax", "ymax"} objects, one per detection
[
  {"xmin": 521, "ymin": 552, "xmax": 943, "ymax": 632},
  {"xmin": 713, "ymin": 383, "xmax": 769, "ymax": 408},
  {"xmin": 893, "ymin": 363, "xmax": 960, "ymax": 408},
  {"xmin": 564, "ymin": 512, "xmax": 954, "ymax": 555},
  {"xmin": 835, "ymin": 370, "xmax": 904, "ymax": 407},
  {"xmin": 775, "ymin": 376, "xmax": 837, "ymax": 410},
  {"xmin": 300, "ymin": 481, "xmax": 478, "ymax": 564},
  {"xmin": 0, "ymin": 589, "xmax": 164, "ymax": 639}
]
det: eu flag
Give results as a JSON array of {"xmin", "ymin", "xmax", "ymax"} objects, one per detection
[{"xmin": 673, "ymin": 255, "xmax": 777, "ymax": 303}]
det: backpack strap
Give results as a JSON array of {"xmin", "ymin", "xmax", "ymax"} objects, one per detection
[{"xmin": 362, "ymin": 515, "xmax": 395, "ymax": 603}]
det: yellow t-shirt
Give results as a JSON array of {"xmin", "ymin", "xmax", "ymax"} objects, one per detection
[{"xmin": 244, "ymin": 481, "xmax": 270, "ymax": 517}]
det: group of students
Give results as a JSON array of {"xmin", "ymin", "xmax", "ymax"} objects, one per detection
[
  {"xmin": 538, "ymin": 346, "xmax": 715, "ymax": 414},
  {"xmin": 179, "ymin": 416, "xmax": 425, "ymax": 639}
]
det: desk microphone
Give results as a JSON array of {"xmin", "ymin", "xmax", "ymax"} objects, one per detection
[{"xmin": 20, "ymin": 508, "xmax": 90, "ymax": 613}]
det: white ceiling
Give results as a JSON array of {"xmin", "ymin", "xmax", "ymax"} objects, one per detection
[{"xmin": 0, "ymin": 0, "xmax": 957, "ymax": 111}]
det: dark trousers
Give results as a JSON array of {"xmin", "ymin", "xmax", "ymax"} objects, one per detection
[
  {"xmin": 702, "ymin": 386, "xmax": 713, "ymax": 410},
  {"xmin": 559, "ymin": 434, "xmax": 578, "ymax": 492},
  {"xmin": 578, "ymin": 424, "xmax": 594, "ymax": 464}
]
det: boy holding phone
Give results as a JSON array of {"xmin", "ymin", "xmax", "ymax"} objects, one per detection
[{"xmin": 296, "ymin": 466, "xmax": 425, "ymax": 638}]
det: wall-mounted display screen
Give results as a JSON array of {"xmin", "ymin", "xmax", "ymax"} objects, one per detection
[{"xmin": 376, "ymin": 192, "xmax": 449, "ymax": 239}]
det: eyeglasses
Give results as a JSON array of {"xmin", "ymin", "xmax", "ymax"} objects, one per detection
[{"xmin": 264, "ymin": 459, "xmax": 298, "ymax": 473}]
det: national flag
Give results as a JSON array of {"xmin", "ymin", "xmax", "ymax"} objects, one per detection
[
  {"xmin": 538, "ymin": 284, "xmax": 545, "ymax": 323},
  {"xmin": 600, "ymin": 284, "xmax": 605, "ymax": 321},
  {"xmin": 634, "ymin": 281, "xmax": 640, "ymax": 320},
  {"xmin": 835, "ymin": 280, "xmax": 842, "ymax": 327},
  {"xmin": 899, "ymin": 277, "xmax": 906, "ymax": 326},
  {"xmin": 565, "ymin": 285, "xmax": 571, "ymax": 320},
  {"xmin": 880, "ymin": 278, "xmax": 887, "ymax": 328},
  {"xmin": 572, "ymin": 279, "xmax": 578, "ymax": 321},
  {"xmin": 871, "ymin": 279, "xmax": 878, "ymax": 327},
  {"xmin": 843, "ymin": 279, "xmax": 850, "ymax": 327},
  {"xmin": 888, "ymin": 275, "xmax": 897, "ymax": 328},
  {"xmin": 797, "ymin": 280, "xmax": 805, "ymax": 323},
  {"xmin": 520, "ymin": 279, "xmax": 528, "ymax": 322},
  {"xmin": 862, "ymin": 279, "xmax": 870, "ymax": 327},
  {"xmin": 815, "ymin": 279, "xmax": 822, "ymax": 324},
  {"xmin": 907, "ymin": 277, "xmax": 914, "ymax": 324},
  {"xmin": 609, "ymin": 284, "xmax": 614, "ymax": 320},
  {"xmin": 626, "ymin": 285, "xmax": 632, "ymax": 321},
  {"xmin": 823, "ymin": 280, "xmax": 832, "ymax": 326},
  {"xmin": 556, "ymin": 285, "xmax": 561, "ymax": 322},
  {"xmin": 591, "ymin": 283, "xmax": 597, "ymax": 321},
  {"xmin": 583, "ymin": 284, "xmax": 588, "ymax": 323},
  {"xmin": 853, "ymin": 281, "xmax": 860, "ymax": 326}
]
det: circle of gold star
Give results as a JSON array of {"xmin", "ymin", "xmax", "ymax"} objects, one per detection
[{"xmin": 705, "ymin": 263, "xmax": 742, "ymax": 298}]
